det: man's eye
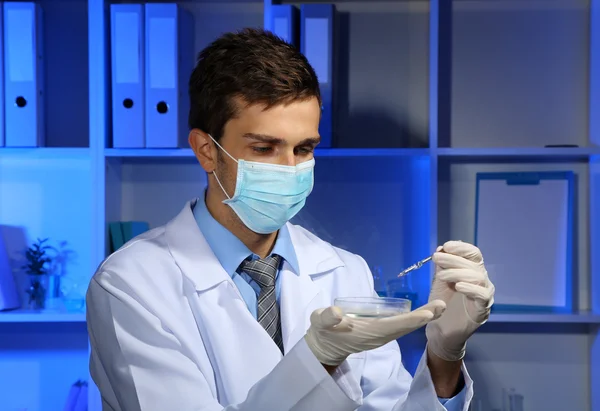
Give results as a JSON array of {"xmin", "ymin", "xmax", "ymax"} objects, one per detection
[
  {"xmin": 296, "ymin": 147, "xmax": 314, "ymax": 154},
  {"xmin": 252, "ymin": 146, "xmax": 272, "ymax": 153}
]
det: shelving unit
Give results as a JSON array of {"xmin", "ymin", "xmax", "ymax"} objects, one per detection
[
  {"xmin": 0, "ymin": 0, "xmax": 598, "ymax": 409},
  {"xmin": 0, "ymin": 309, "xmax": 86, "ymax": 323}
]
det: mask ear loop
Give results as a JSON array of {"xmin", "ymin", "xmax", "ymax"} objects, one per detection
[
  {"xmin": 209, "ymin": 134, "xmax": 238, "ymax": 163},
  {"xmin": 212, "ymin": 169, "xmax": 231, "ymax": 200},
  {"xmin": 208, "ymin": 134, "xmax": 237, "ymax": 200}
]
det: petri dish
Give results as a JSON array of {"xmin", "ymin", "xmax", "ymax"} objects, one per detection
[{"xmin": 334, "ymin": 297, "xmax": 411, "ymax": 318}]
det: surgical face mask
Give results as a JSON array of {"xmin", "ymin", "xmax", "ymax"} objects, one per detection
[{"xmin": 209, "ymin": 135, "xmax": 315, "ymax": 234}]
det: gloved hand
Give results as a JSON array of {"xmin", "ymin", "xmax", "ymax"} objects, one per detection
[
  {"xmin": 426, "ymin": 241, "xmax": 495, "ymax": 362},
  {"xmin": 305, "ymin": 299, "xmax": 447, "ymax": 366}
]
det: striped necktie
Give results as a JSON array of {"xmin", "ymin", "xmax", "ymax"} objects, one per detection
[{"xmin": 239, "ymin": 254, "xmax": 284, "ymax": 353}]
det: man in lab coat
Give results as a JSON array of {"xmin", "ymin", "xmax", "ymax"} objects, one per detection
[{"xmin": 87, "ymin": 28, "xmax": 495, "ymax": 410}]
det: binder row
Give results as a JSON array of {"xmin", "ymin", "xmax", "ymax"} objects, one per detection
[
  {"xmin": 0, "ymin": 3, "xmax": 337, "ymax": 149},
  {"xmin": 110, "ymin": 3, "xmax": 193, "ymax": 149},
  {"xmin": 111, "ymin": 3, "xmax": 337, "ymax": 149},
  {"xmin": 0, "ymin": 2, "xmax": 44, "ymax": 148}
]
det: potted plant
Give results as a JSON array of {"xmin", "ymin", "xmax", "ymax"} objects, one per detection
[{"xmin": 22, "ymin": 238, "xmax": 54, "ymax": 309}]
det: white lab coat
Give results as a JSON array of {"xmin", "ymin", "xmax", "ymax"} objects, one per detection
[{"xmin": 87, "ymin": 200, "xmax": 473, "ymax": 411}]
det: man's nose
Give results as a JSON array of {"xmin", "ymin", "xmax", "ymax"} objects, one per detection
[{"xmin": 282, "ymin": 151, "xmax": 296, "ymax": 166}]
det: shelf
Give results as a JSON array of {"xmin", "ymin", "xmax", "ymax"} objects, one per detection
[
  {"xmin": 0, "ymin": 147, "xmax": 90, "ymax": 158},
  {"xmin": 105, "ymin": 148, "xmax": 195, "ymax": 158},
  {"xmin": 488, "ymin": 311, "xmax": 600, "ymax": 324},
  {"xmin": 0, "ymin": 309, "xmax": 86, "ymax": 323},
  {"xmin": 104, "ymin": 147, "xmax": 431, "ymax": 159},
  {"xmin": 103, "ymin": 147, "xmax": 600, "ymax": 160},
  {"xmin": 5, "ymin": 310, "xmax": 595, "ymax": 325},
  {"xmin": 436, "ymin": 147, "xmax": 600, "ymax": 160},
  {"xmin": 315, "ymin": 148, "xmax": 430, "ymax": 157},
  {"xmin": 4, "ymin": 309, "xmax": 594, "ymax": 324}
]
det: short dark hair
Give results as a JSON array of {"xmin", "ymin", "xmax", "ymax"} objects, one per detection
[{"xmin": 188, "ymin": 28, "xmax": 321, "ymax": 141}]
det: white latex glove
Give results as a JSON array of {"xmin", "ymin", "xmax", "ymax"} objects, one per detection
[
  {"xmin": 426, "ymin": 241, "xmax": 495, "ymax": 362},
  {"xmin": 305, "ymin": 299, "xmax": 447, "ymax": 366}
]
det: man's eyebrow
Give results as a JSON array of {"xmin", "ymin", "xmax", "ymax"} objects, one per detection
[
  {"xmin": 298, "ymin": 137, "xmax": 321, "ymax": 146},
  {"xmin": 242, "ymin": 133, "xmax": 285, "ymax": 143},
  {"xmin": 242, "ymin": 133, "xmax": 321, "ymax": 146}
]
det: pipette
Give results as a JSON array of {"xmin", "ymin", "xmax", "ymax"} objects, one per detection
[{"xmin": 397, "ymin": 256, "xmax": 432, "ymax": 277}]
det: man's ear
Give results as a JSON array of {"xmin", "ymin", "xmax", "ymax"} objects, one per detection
[{"xmin": 189, "ymin": 129, "xmax": 217, "ymax": 172}]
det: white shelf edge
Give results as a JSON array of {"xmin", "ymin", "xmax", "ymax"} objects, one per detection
[
  {"xmin": 104, "ymin": 147, "xmax": 432, "ymax": 159},
  {"xmin": 0, "ymin": 309, "xmax": 86, "ymax": 323},
  {"xmin": 0, "ymin": 147, "xmax": 90, "ymax": 158},
  {"xmin": 314, "ymin": 148, "xmax": 430, "ymax": 157},
  {"xmin": 104, "ymin": 147, "xmax": 600, "ymax": 160},
  {"xmin": 105, "ymin": 148, "xmax": 195, "ymax": 158},
  {"xmin": 436, "ymin": 147, "xmax": 600, "ymax": 157},
  {"xmin": 488, "ymin": 311, "xmax": 600, "ymax": 324},
  {"xmin": 3, "ymin": 308, "xmax": 598, "ymax": 324}
]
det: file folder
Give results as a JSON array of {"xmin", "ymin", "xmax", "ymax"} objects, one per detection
[
  {"xmin": 108, "ymin": 221, "xmax": 150, "ymax": 253},
  {"xmin": 4, "ymin": 2, "xmax": 44, "ymax": 147},
  {"xmin": 121, "ymin": 221, "xmax": 150, "ymax": 243},
  {"xmin": 0, "ymin": 6, "xmax": 4, "ymax": 147},
  {"xmin": 108, "ymin": 222, "xmax": 125, "ymax": 254},
  {"xmin": 474, "ymin": 171, "xmax": 575, "ymax": 312},
  {"xmin": 272, "ymin": 5, "xmax": 299, "ymax": 47},
  {"xmin": 301, "ymin": 4, "xmax": 335, "ymax": 147},
  {"xmin": 144, "ymin": 4, "xmax": 194, "ymax": 148},
  {"xmin": 111, "ymin": 4, "xmax": 144, "ymax": 148}
]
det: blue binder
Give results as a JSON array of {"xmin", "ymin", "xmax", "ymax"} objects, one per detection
[
  {"xmin": 474, "ymin": 171, "xmax": 575, "ymax": 313},
  {"xmin": 271, "ymin": 5, "xmax": 299, "ymax": 47},
  {"xmin": 110, "ymin": 4, "xmax": 145, "ymax": 148},
  {"xmin": 4, "ymin": 2, "xmax": 44, "ymax": 147},
  {"xmin": 144, "ymin": 4, "xmax": 194, "ymax": 148},
  {"xmin": 300, "ymin": 4, "xmax": 335, "ymax": 147},
  {"xmin": 0, "ymin": 5, "xmax": 4, "ymax": 147}
]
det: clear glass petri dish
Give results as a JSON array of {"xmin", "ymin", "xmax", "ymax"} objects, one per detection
[{"xmin": 334, "ymin": 297, "xmax": 412, "ymax": 318}]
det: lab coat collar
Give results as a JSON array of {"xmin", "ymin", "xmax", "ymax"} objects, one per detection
[
  {"xmin": 193, "ymin": 194, "xmax": 300, "ymax": 276},
  {"xmin": 166, "ymin": 201, "xmax": 345, "ymax": 292},
  {"xmin": 166, "ymin": 200, "xmax": 232, "ymax": 292},
  {"xmin": 284, "ymin": 221, "xmax": 346, "ymax": 276}
]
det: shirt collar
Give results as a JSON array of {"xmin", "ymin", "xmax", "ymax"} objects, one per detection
[{"xmin": 193, "ymin": 193, "xmax": 300, "ymax": 278}]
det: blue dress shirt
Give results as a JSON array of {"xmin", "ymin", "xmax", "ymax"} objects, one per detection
[
  {"xmin": 193, "ymin": 197, "xmax": 466, "ymax": 408},
  {"xmin": 193, "ymin": 195, "xmax": 300, "ymax": 318}
]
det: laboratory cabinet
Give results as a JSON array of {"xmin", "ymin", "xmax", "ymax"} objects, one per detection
[{"xmin": 0, "ymin": 0, "xmax": 599, "ymax": 409}]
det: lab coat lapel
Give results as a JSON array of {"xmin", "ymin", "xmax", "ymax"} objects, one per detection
[
  {"xmin": 165, "ymin": 201, "xmax": 283, "ymax": 404},
  {"xmin": 189, "ymin": 281, "xmax": 284, "ymax": 404},
  {"xmin": 279, "ymin": 263, "xmax": 323, "ymax": 352},
  {"xmin": 280, "ymin": 223, "xmax": 346, "ymax": 351}
]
